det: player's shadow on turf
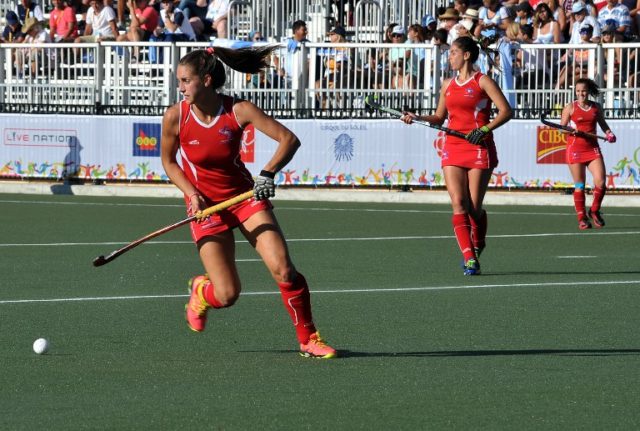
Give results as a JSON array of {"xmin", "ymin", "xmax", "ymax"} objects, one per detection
[
  {"xmin": 338, "ymin": 348, "xmax": 640, "ymax": 358},
  {"xmin": 50, "ymin": 136, "xmax": 83, "ymax": 195}
]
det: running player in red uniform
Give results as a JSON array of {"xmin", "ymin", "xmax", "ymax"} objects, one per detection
[
  {"xmin": 401, "ymin": 37, "xmax": 512, "ymax": 275},
  {"xmin": 560, "ymin": 78, "xmax": 616, "ymax": 230},
  {"xmin": 161, "ymin": 46, "xmax": 337, "ymax": 359}
]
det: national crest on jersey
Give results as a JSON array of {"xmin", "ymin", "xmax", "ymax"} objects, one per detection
[
  {"xmin": 178, "ymin": 95, "xmax": 254, "ymax": 202},
  {"xmin": 445, "ymin": 72, "xmax": 492, "ymax": 142}
]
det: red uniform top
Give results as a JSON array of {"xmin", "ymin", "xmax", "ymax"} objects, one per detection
[
  {"xmin": 442, "ymin": 72, "xmax": 498, "ymax": 169},
  {"xmin": 567, "ymin": 101, "xmax": 601, "ymax": 164},
  {"xmin": 178, "ymin": 95, "xmax": 254, "ymax": 202}
]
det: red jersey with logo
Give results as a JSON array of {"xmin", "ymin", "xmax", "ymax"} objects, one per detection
[
  {"xmin": 566, "ymin": 101, "xmax": 601, "ymax": 164},
  {"xmin": 178, "ymin": 96, "xmax": 271, "ymax": 241},
  {"xmin": 179, "ymin": 95, "xmax": 254, "ymax": 202},
  {"xmin": 442, "ymin": 72, "xmax": 498, "ymax": 169}
]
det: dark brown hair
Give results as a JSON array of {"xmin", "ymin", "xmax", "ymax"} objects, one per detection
[
  {"xmin": 179, "ymin": 46, "xmax": 277, "ymax": 88},
  {"xmin": 575, "ymin": 78, "xmax": 600, "ymax": 98}
]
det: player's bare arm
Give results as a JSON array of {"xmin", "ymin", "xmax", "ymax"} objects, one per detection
[{"xmin": 479, "ymin": 75, "xmax": 513, "ymax": 130}]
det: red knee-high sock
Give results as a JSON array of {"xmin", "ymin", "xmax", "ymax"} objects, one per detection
[
  {"xmin": 573, "ymin": 189, "xmax": 586, "ymax": 220},
  {"xmin": 201, "ymin": 280, "xmax": 224, "ymax": 309},
  {"xmin": 278, "ymin": 272, "xmax": 316, "ymax": 344},
  {"xmin": 591, "ymin": 186, "xmax": 606, "ymax": 212},
  {"xmin": 469, "ymin": 210, "xmax": 487, "ymax": 250},
  {"xmin": 452, "ymin": 213, "xmax": 476, "ymax": 261}
]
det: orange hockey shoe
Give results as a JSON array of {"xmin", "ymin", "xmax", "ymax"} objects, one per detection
[
  {"xmin": 185, "ymin": 275, "xmax": 211, "ymax": 332},
  {"xmin": 299, "ymin": 332, "xmax": 337, "ymax": 359}
]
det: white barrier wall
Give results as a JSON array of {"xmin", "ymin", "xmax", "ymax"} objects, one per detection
[{"xmin": 1, "ymin": 114, "xmax": 639, "ymax": 190}]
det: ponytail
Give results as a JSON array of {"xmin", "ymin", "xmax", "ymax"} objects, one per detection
[{"xmin": 179, "ymin": 45, "xmax": 278, "ymax": 88}]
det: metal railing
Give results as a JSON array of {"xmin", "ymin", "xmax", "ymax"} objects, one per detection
[{"xmin": 0, "ymin": 41, "xmax": 638, "ymax": 117}]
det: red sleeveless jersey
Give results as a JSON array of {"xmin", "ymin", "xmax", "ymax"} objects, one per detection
[
  {"xmin": 442, "ymin": 72, "xmax": 497, "ymax": 169},
  {"xmin": 567, "ymin": 101, "xmax": 601, "ymax": 164},
  {"xmin": 178, "ymin": 96, "xmax": 254, "ymax": 202}
]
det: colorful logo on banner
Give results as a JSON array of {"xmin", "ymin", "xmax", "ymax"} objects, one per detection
[
  {"xmin": 133, "ymin": 123, "xmax": 161, "ymax": 157},
  {"xmin": 536, "ymin": 126, "xmax": 567, "ymax": 164},
  {"xmin": 240, "ymin": 125, "xmax": 254, "ymax": 163}
]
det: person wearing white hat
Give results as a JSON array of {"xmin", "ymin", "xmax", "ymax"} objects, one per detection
[{"xmin": 568, "ymin": 1, "xmax": 601, "ymax": 43}]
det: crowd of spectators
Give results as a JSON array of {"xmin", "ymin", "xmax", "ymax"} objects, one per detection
[{"xmin": 0, "ymin": 0, "xmax": 639, "ymax": 94}]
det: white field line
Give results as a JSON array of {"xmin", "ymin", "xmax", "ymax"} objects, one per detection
[
  {"xmin": 557, "ymin": 256, "xmax": 597, "ymax": 259},
  {"xmin": 0, "ymin": 199, "xmax": 638, "ymax": 218},
  {"xmin": 1, "ymin": 230, "xmax": 639, "ymax": 248},
  {"xmin": 1, "ymin": 279, "xmax": 639, "ymax": 305}
]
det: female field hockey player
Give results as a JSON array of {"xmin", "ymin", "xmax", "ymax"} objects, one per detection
[
  {"xmin": 560, "ymin": 78, "xmax": 616, "ymax": 230},
  {"xmin": 400, "ymin": 36, "xmax": 512, "ymax": 275},
  {"xmin": 160, "ymin": 46, "xmax": 337, "ymax": 359}
]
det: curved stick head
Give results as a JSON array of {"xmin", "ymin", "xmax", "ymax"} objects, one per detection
[{"xmin": 92, "ymin": 255, "xmax": 108, "ymax": 267}]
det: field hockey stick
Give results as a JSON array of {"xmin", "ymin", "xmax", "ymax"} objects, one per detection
[
  {"xmin": 364, "ymin": 95, "xmax": 468, "ymax": 140},
  {"xmin": 92, "ymin": 190, "xmax": 255, "ymax": 267},
  {"xmin": 540, "ymin": 112, "xmax": 607, "ymax": 141}
]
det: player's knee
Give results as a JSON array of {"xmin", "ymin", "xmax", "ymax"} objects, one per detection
[
  {"xmin": 215, "ymin": 285, "xmax": 241, "ymax": 307},
  {"xmin": 574, "ymin": 182, "xmax": 585, "ymax": 190},
  {"xmin": 271, "ymin": 265, "xmax": 297, "ymax": 285}
]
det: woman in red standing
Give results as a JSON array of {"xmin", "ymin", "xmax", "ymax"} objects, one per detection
[
  {"xmin": 161, "ymin": 46, "xmax": 336, "ymax": 358},
  {"xmin": 560, "ymin": 78, "xmax": 616, "ymax": 230},
  {"xmin": 401, "ymin": 36, "xmax": 512, "ymax": 275}
]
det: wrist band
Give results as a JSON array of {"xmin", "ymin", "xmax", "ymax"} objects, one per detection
[
  {"xmin": 188, "ymin": 192, "xmax": 200, "ymax": 199},
  {"xmin": 260, "ymin": 170, "xmax": 275, "ymax": 179},
  {"xmin": 480, "ymin": 125, "xmax": 490, "ymax": 133}
]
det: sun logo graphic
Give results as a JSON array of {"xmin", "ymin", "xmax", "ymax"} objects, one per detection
[
  {"xmin": 433, "ymin": 131, "xmax": 446, "ymax": 158},
  {"xmin": 334, "ymin": 133, "xmax": 354, "ymax": 162},
  {"xmin": 133, "ymin": 123, "xmax": 161, "ymax": 157},
  {"xmin": 536, "ymin": 126, "xmax": 566, "ymax": 164},
  {"xmin": 240, "ymin": 125, "xmax": 255, "ymax": 163}
]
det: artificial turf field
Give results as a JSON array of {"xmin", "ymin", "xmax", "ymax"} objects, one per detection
[{"xmin": 1, "ymin": 192, "xmax": 639, "ymax": 430}]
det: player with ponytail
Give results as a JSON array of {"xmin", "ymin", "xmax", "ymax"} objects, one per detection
[
  {"xmin": 161, "ymin": 46, "xmax": 337, "ymax": 358},
  {"xmin": 560, "ymin": 77, "xmax": 616, "ymax": 230},
  {"xmin": 401, "ymin": 36, "xmax": 512, "ymax": 275}
]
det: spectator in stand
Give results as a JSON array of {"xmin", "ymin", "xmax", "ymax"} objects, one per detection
[
  {"xmin": 204, "ymin": 0, "xmax": 228, "ymax": 39},
  {"xmin": 516, "ymin": 23, "xmax": 548, "ymax": 88},
  {"xmin": 151, "ymin": 0, "xmax": 196, "ymax": 42},
  {"xmin": 438, "ymin": 7, "xmax": 461, "ymax": 44},
  {"xmin": 461, "ymin": 8, "xmax": 480, "ymax": 32},
  {"xmin": 621, "ymin": 0, "xmax": 639, "ymax": 37},
  {"xmin": 476, "ymin": 0, "xmax": 512, "ymax": 40},
  {"xmin": 315, "ymin": 25, "xmax": 350, "ymax": 107},
  {"xmin": 557, "ymin": 23, "xmax": 594, "ymax": 88},
  {"xmin": 534, "ymin": 3, "xmax": 562, "ymax": 43},
  {"xmin": 117, "ymin": 0, "xmax": 159, "ymax": 42},
  {"xmin": 16, "ymin": 17, "xmax": 52, "ymax": 77},
  {"xmin": 75, "ymin": 0, "xmax": 118, "ymax": 42},
  {"xmin": 1, "ymin": 11, "xmax": 25, "ymax": 42},
  {"xmin": 597, "ymin": 0, "xmax": 632, "ymax": 41},
  {"xmin": 569, "ymin": 2, "xmax": 601, "ymax": 43},
  {"xmin": 274, "ymin": 20, "xmax": 308, "ymax": 86},
  {"xmin": 387, "ymin": 25, "xmax": 412, "ymax": 89},
  {"xmin": 453, "ymin": 0, "xmax": 470, "ymax": 18},
  {"xmin": 14, "ymin": 0, "xmax": 44, "ymax": 26},
  {"xmin": 176, "ymin": 0, "xmax": 207, "ymax": 38},
  {"xmin": 249, "ymin": 30, "xmax": 264, "ymax": 42},
  {"xmin": 405, "ymin": 23, "xmax": 426, "ymax": 84},
  {"xmin": 432, "ymin": 28, "xmax": 451, "ymax": 76},
  {"xmin": 600, "ymin": 23, "xmax": 622, "ymax": 84},
  {"xmin": 422, "ymin": 14, "xmax": 437, "ymax": 40},
  {"xmin": 50, "ymin": 0, "xmax": 79, "ymax": 42},
  {"xmin": 542, "ymin": 0, "xmax": 568, "ymax": 36},
  {"xmin": 515, "ymin": 1, "xmax": 535, "ymax": 25},
  {"xmin": 384, "ymin": 22, "xmax": 398, "ymax": 43}
]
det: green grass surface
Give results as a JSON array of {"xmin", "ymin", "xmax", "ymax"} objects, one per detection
[{"xmin": 1, "ymin": 193, "xmax": 639, "ymax": 430}]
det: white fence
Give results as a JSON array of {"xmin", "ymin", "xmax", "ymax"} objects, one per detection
[{"xmin": 0, "ymin": 41, "xmax": 639, "ymax": 114}]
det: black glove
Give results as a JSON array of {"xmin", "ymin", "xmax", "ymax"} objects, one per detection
[
  {"xmin": 253, "ymin": 170, "xmax": 276, "ymax": 201},
  {"xmin": 465, "ymin": 125, "xmax": 491, "ymax": 145}
]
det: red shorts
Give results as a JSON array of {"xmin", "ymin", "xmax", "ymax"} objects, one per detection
[
  {"xmin": 441, "ymin": 139, "xmax": 498, "ymax": 170},
  {"xmin": 188, "ymin": 197, "xmax": 272, "ymax": 243}
]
